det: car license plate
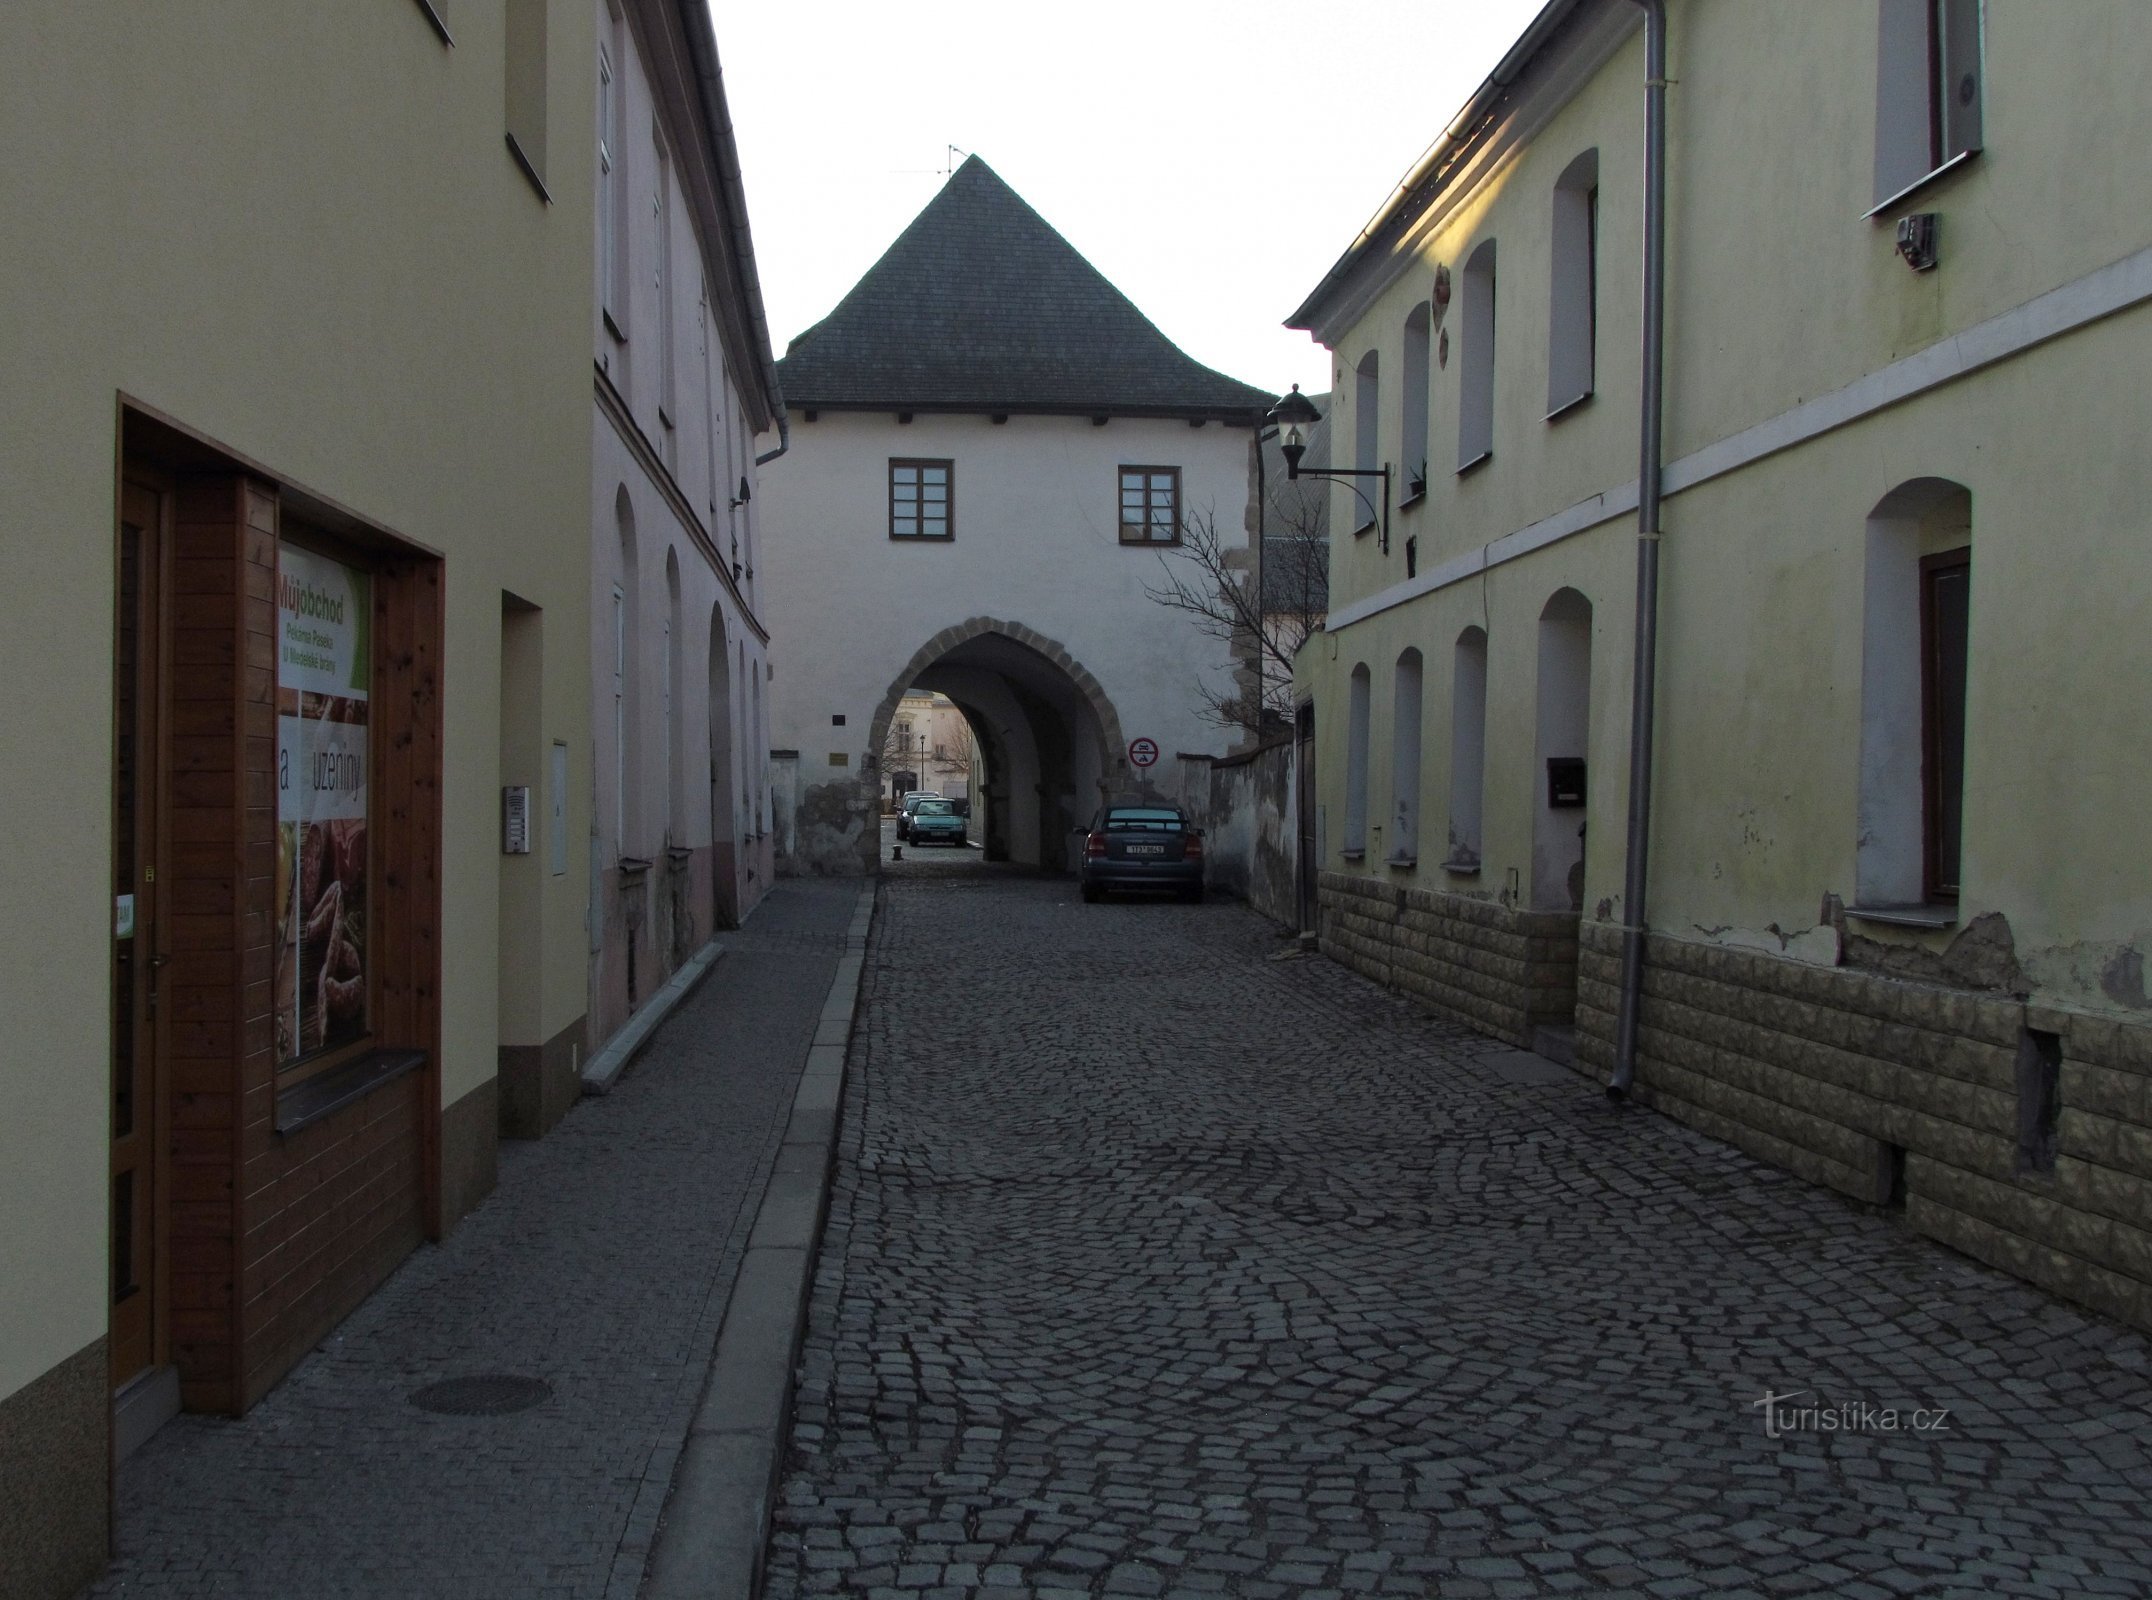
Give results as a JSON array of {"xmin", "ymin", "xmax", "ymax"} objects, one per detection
[{"xmin": 1126, "ymin": 844, "xmax": 1165, "ymax": 856}]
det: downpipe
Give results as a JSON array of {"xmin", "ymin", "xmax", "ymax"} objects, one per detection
[{"xmin": 1610, "ymin": 0, "xmax": 1667, "ymax": 1100}]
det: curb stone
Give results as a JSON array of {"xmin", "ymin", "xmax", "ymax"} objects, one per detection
[
  {"xmin": 641, "ymin": 880, "xmax": 877, "ymax": 1600},
  {"xmin": 580, "ymin": 939, "xmax": 728, "ymax": 1095}
]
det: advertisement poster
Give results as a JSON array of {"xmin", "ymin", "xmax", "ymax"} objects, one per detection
[{"xmin": 274, "ymin": 544, "xmax": 371, "ymax": 1067}]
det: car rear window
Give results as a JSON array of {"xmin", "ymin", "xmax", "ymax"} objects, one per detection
[
  {"xmin": 916, "ymin": 801, "xmax": 955, "ymax": 815},
  {"xmin": 1102, "ymin": 808, "xmax": 1186, "ymax": 832}
]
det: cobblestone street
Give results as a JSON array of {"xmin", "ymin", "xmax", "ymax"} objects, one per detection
[
  {"xmin": 87, "ymin": 880, "xmax": 855, "ymax": 1600},
  {"xmin": 765, "ymin": 870, "xmax": 2152, "ymax": 1600}
]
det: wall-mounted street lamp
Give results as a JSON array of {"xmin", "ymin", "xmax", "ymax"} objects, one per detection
[{"xmin": 1268, "ymin": 384, "xmax": 1391, "ymax": 554}]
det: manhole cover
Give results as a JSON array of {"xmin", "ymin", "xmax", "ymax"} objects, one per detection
[{"xmin": 408, "ymin": 1375, "xmax": 552, "ymax": 1416}]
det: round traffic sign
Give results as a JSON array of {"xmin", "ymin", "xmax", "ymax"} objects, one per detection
[{"xmin": 1128, "ymin": 737, "xmax": 1159, "ymax": 768}]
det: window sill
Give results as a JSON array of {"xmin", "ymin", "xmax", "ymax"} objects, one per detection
[
  {"xmin": 889, "ymin": 532, "xmax": 954, "ymax": 542},
  {"xmin": 1545, "ymin": 390, "xmax": 1593, "ymax": 423},
  {"xmin": 1119, "ymin": 533, "xmax": 1182, "ymax": 547},
  {"xmin": 276, "ymin": 1048, "xmax": 426, "ymax": 1136},
  {"xmin": 1440, "ymin": 858, "xmax": 1482, "ymax": 876},
  {"xmin": 1339, "ymin": 848, "xmax": 1366, "ymax": 864},
  {"xmin": 1385, "ymin": 852, "xmax": 1418, "ymax": 870},
  {"xmin": 410, "ymin": 0, "xmax": 453, "ymax": 46},
  {"xmin": 1352, "ymin": 518, "xmax": 1377, "ymax": 539},
  {"xmin": 1399, "ymin": 486, "xmax": 1427, "ymax": 511},
  {"xmin": 1845, "ymin": 902, "xmax": 1958, "ymax": 930},
  {"xmin": 1864, "ymin": 148, "xmax": 1980, "ymax": 220},
  {"xmin": 505, "ymin": 132, "xmax": 551, "ymax": 205},
  {"xmin": 618, "ymin": 855, "xmax": 653, "ymax": 875},
  {"xmin": 1456, "ymin": 450, "xmax": 1492, "ymax": 478}
]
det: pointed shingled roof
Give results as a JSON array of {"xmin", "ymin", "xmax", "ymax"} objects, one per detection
[{"xmin": 776, "ymin": 156, "xmax": 1276, "ymax": 422}]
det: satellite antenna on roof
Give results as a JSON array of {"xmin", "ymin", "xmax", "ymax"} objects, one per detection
[{"xmin": 940, "ymin": 144, "xmax": 967, "ymax": 179}]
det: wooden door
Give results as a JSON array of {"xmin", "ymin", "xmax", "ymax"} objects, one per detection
[{"xmin": 111, "ymin": 479, "xmax": 169, "ymax": 1392}]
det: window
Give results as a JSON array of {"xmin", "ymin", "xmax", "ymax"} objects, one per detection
[
  {"xmin": 1343, "ymin": 664, "xmax": 1371, "ymax": 859},
  {"xmin": 597, "ymin": 32, "xmax": 623, "ymax": 335},
  {"xmin": 1390, "ymin": 650, "xmax": 1423, "ymax": 866},
  {"xmin": 1872, "ymin": 0, "xmax": 1983, "ymax": 210},
  {"xmin": 1548, "ymin": 150, "xmax": 1598, "ymax": 417},
  {"xmin": 274, "ymin": 536, "xmax": 375, "ymax": 1072},
  {"xmin": 1353, "ymin": 351, "xmax": 1380, "ymax": 533},
  {"xmin": 1447, "ymin": 627, "xmax": 1488, "ymax": 870},
  {"xmin": 889, "ymin": 459, "xmax": 952, "ymax": 539},
  {"xmin": 504, "ymin": 0, "xmax": 548, "ymax": 197},
  {"xmin": 1458, "ymin": 239, "xmax": 1497, "ymax": 471},
  {"xmin": 1920, "ymin": 549, "xmax": 1970, "ymax": 899},
  {"xmin": 1856, "ymin": 478, "xmax": 1971, "ymax": 910},
  {"xmin": 1401, "ymin": 307, "xmax": 1430, "ymax": 499},
  {"xmin": 1118, "ymin": 466, "xmax": 1180, "ymax": 544},
  {"xmin": 655, "ymin": 130, "xmax": 675, "ymax": 441},
  {"xmin": 664, "ymin": 550, "xmax": 682, "ymax": 841},
  {"xmin": 614, "ymin": 488, "xmax": 639, "ymax": 855}
]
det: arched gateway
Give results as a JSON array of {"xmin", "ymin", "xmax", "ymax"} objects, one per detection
[
  {"xmin": 865, "ymin": 620, "xmax": 1131, "ymax": 874},
  {"xmin": 754, "ymin": 156, "xmax": 1274, "ymax": 879}
]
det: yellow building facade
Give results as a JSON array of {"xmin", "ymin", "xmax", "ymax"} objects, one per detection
[
  {"xmin": 1291, "ymin": 0, "xmax": 2151, "ymax": 1331},
  {"xmin": 0, "ymin": 5, "xmax": 595, "ymax": 1589}
]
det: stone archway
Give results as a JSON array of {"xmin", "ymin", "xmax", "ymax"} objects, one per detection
[
  {"xmin": 865, "ymin": 617, "xmax": 1128, "ymax": 784},
  {"xmin": 864, "ymin": 619, "xmax": 1133, "ymax": 874}
]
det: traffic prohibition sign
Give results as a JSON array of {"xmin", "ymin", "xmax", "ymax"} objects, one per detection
[{"xmin": 1128, "ymin": 737, "xmax": 1159, "ymax": 768}]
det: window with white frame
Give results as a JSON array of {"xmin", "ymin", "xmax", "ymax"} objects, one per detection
[
  {"xmin": 1118, "ymin": 466, "xmax": 1180, "ymax": 544},
  {"xmin": 1343, "ymin": 664, "xmax": 1371, "ymax": 859},
  {"xmin": 654, "ymin": 130, "xmax": 675, "ymax": 450},
  {"xmin": 1447, "ymin": 627, "xmax": 1488, "ymax": 870},
  {"xmin": 1389, "ymin": 649, "xmax": 1423, "ymax": 865},
  {"xmin": 1401, "ymin": 305, "xmax": 1431, "ymax": 499},
  {"xmin": 1353, "ymin": 351, "xmax": 1380, "ymax": 533},
  {"xmin": 1872, "ymin": 0, "xmax": 1983, "ymax": 210},
  {"xmin": 597, "ymin": 42, "xmax": 618, "ymax": 324},
  {"xmin": 1548, "ymin": 150, "xmax": 1598, "ymax": 417},
  {"xmin": 1457, "ymin": 239, "xmax": 1497, "ymax": 471}
]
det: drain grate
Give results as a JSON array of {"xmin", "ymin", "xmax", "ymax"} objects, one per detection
[{"xmin": 408, "ymin": 1375, "xmax": 552, "ymax": 1416}]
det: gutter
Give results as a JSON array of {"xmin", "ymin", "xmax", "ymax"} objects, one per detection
[
  {"xmin": 1609, "ymin": 0, "xmax": 1667, "ymax": 1099},
  {"xmin": 1286, "ymin": 0, "xmax": 1591, "ymax": 331},
  {"xmin": 675, "ymin": 0, "xmax": 786, "ymax": 437}
]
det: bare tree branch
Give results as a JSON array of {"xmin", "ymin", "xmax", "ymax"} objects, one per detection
[{"xmin": 1142, "ymin": 494, "xmax": 1328, "ymax": 738}]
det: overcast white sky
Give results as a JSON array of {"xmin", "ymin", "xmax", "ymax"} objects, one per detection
[{"xmin": 711, "ymin": 0, "xmax": 1555, "ymax": 401}]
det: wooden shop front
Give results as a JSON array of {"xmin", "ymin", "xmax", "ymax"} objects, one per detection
[{"xmin": 112, "ymin": 405, "xmax": 443, "ymax": 1430}]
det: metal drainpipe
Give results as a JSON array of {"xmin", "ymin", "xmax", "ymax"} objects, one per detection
[
  {"xmin": 754, "ymin": 411, "xmax": 790, "ymax": 468},
  {"xmin": 1610, "ymin": 0, "xmax": 1667, "ymax": 1100}
]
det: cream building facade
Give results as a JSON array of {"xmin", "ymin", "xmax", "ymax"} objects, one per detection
[
  {"xmin": 0, "ymin": 3, "xmax": 785, "ymax": 1591},
  {"xmin": 582, "ymin": 0, "xmax": 784, "ymax": 1081},
  {"xmin": 759, "ymin": 159, "xmax": 1274, "ymax": 875},
  {"xmin": 1290, "ymin": 0, "xmax": 2152, "ymax": 1331}
]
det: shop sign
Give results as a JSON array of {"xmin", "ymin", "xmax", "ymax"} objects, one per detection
[{"xmin": 274, "ymin": 544, "xmax": 371, "ymax": 1067}]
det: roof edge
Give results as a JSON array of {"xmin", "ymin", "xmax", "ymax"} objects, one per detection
[
  {"xmin": 1285, "ymin": 0, "xmax": 1595, "ymax": 333},
  {"xmin": 785, "ymin": 399, "xmax": 1273, "ymax": 425},
  {"xmin": 676, "ymin": 0, "xmax": 785, "ymax": 429}
]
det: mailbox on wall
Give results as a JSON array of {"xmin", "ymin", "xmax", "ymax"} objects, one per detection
[{"xmin": 1546, "ymin": 757, "xmax": 1587, "ymax": 809}]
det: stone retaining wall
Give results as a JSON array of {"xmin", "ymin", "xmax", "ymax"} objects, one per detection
[
  {"xmin": 1317, "ymin": 872, "xmax": 1580, "ymax": 1048},
  {"xmin": 1575, "ymin": 922, "xmax": 2152, "ymax": 1332}
]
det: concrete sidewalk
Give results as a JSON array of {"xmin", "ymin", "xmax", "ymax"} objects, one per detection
[{"xmin": 88, "ymin": 877, "xmax": 869, "ymax": 1600}]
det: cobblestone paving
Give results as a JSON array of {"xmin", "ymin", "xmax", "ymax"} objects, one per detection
[
  {"xmin": 88, "ymin": 879, "xmax": 855, "ymax": 1600},
  {"xmin": 765, "ymin": 873, "xmax": 2152, "ymax": 1600}
]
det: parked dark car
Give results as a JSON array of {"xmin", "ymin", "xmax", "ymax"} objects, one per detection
[
  {"xmin": 1078, "ymin": 805, "xmax": 1204, "ymax": 903},
  {"xmin": 907, "ymin": 797, "xmax": 967, "ymax": 846}
]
